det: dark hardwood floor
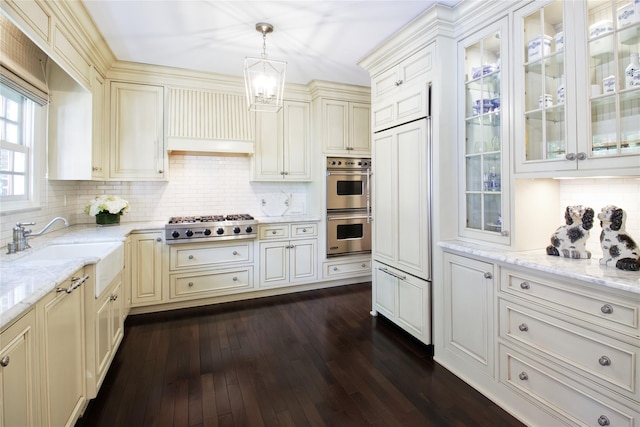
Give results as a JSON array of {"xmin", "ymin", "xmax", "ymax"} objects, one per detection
[{"xmin": 76, "ymin": 282, "xmax": 525, "ymax": 427}]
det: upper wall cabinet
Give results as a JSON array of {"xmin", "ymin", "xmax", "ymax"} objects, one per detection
[
  {"xmin": 252, "ymin": 100, "xmax": 311, "ymax": 181},
  {"xmin": 371, "ymin": 44, "xmax": 434, "ymax": 132},
  {"xmin": 514, "ymin": 0, "xmax": 640, "ymax": 176},
  {"xmin": 109, "ymin": 81, "xmax": 167, "ymax": 181},
  {"xmin": 459, "ymin": 18, "xmax": 511, "ymax": 245},
  {"xmin": 320, "ymin": 99, "xmax": 371, "ymax": 155}
]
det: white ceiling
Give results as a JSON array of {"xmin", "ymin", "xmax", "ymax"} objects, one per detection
[{"xmin": 82, "ymin": 0, "xmax": 461, "ymax": 87}]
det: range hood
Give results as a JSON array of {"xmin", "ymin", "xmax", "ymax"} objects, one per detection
[
  {"xmin": 167, "ymin": 137, "xmax": 254, "ymax": 155},
  {"xmin": 167, "ymin": 88, "xmax": 255, "ymax": 155}
]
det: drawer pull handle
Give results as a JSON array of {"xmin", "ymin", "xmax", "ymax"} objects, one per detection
[
  {"xmin": 188, "ymin": 255, "xmax": 194, "ymax": 260},
  {"xmin": 598, "ymin": 415, "xmax": 610, "ymax": 426},
  {"xmin": 57, "ymin": 274, "xmax": 89, "ymax": 293},
  {"xmin": 233, "ymin": 251, "xmax": 238, "ymax": 255},
  {"xmin": 188, "ymin": 282, "xmax": 194, "ymax": 287},
  {"xmin": 518, "ymin": 372, "xmax": 528, "ymax": 381},
  {"xmin": 232, "ymin": 276, "xmax": 238, "ymax": 281},
  {"xmin": 483, "ymin": 272, "xmax": 492, "ymax": 279},
  {"xmin": 333, "ymin": 267, "xmax": 338, "ymax": 271},
  {"xmin": 0, "ymin": 356, "xmax": 9, "ymax": 367},
  {"xmin": 598, "ymin": 356, "xmax": 611, "ymax": 366},
  {"xmin": 520, "ymin": 281, "xmax": 530, "ymax": 290},
  {"xmin": 600, "ymin": 304, "xmax": 613, "ymax": 314},
  {"xmin": 518, "ymin": 323, "xmax": 529, "ymax": 332}
]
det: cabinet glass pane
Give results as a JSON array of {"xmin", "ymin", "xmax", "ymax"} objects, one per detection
[
  {"xmin": 587, "ymin": 0, "xmax": 640, "ymax": 158},
  {"xmin": 522, "ymin": 0, "xmax": 566, "ymax": 162},
  {"xmin": 463, "ymin": 28, "xmax": 502, "ymax": 236}
]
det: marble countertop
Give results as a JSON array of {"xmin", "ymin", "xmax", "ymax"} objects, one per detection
[
  {"xmin": 439, "ymin": 240, "xmax": 640, "ymax": 295},
  {"xmin": 1, "ymin": 216, "xmax": 321, "ymax": 330}
]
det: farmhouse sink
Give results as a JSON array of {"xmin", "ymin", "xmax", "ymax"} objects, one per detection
[{"xmin": 20, "ymin": 242, "xmax": 124, "ymax": 297}]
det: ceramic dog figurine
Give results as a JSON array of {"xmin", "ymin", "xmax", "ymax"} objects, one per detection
[
  {"xmin": 598, "ymin": 205, "xmax": 640, "ymax": 271},
  {"xmin": 546, "ymin": 205, "xmax": 595, "ymax": 259}
]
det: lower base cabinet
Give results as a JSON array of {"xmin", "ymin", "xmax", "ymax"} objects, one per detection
[
  {"xmin": 130, "ymin": 231, "xmax": 164, "ymax": 306},
  {"xmin": 0, "ymin": 309, "xmax": 39, "ymax": 427},
  {"xmin": 440, "ymin": 247, "xmax": 640, "ymax": 426},
  {"xmin": 322, "ymin": 256, "xmax": 371, "ymax": 279},
  {"xmin": 39, "ymin": 269, "xmax": 87, "ymax": 427},
  {"xmin": 371, "ymin": 260, "xmax": 430, "ymax": 344}
]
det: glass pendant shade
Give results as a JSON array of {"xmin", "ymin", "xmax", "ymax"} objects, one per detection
[{"xmin": 244, "ymin": 56, "xmax": 286, "ymax": 112}]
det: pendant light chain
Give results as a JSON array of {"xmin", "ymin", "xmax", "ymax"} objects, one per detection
[{"xmin": 262, "ymin": 31, "xmax": 268, "ymax": 60}]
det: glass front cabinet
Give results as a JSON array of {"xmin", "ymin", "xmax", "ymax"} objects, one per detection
[
  {"xmin": 514, "ymin": 0, "xmax": 640, "ymax": 175},
  {"xmin": 459, "ymin": 18, "xmax": 511, "ymax": 244}
]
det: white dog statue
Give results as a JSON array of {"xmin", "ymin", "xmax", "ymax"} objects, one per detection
[
  {"xmin": 546, "ymin": 205, "xmax": 595, "ymax": 259},
  {"xmin": 598, "ymin": 205, "xmax": 640, "ymax": 271}
]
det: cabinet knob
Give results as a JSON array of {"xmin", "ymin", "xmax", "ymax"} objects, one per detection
[
  {"xmin": 518, "ymin": 323, "xmax": 529, "ymax": 332},
  {"xmin": 188, "ymin": 255, "xmax": 194, "ymax": 259},
  {"xmin": 500, "ymin": 230, "xmax": 510, "ymax": 237},
  {"xmin": 188, "ymin": 282, "xmax": 194, "ymax": 287},
  {"xmin": 283, "ymin": 171, "xmax": 289, "ymax": 175},
  {"xmin": 520, "ymin": 281, "xmax": 530, "ymax": 290},
  {"xmin": 576, "ymin": 152, "xmax": 587, "ymax": 161},
  {"xmin": 395, "ymin": 79, "xmax": 403, "ymax": 86},
  {"xmin": 0, "ymin": 356, "xmax": 9, "ymax": 367},
  {"xmin": 598, "ymin": 415, "xmax": 610, "ymax": 426},
  {"xmin": 483, "ymin": 272, "xmax": 492, "ymax": 279},
  {"xmin": 232, "ymin": 276, "xmax": 238, "ymax": 281},
  {"xmin": 272, "ymin": 230, "xmax": 277, "ymax": 235},
  {"xmin": 110, "ymin": 294, "xmax": 118, "ymax": 301},
  {"xmin": 600, "ymin": 304, "xmax": 613, "ymax": 314},
  {"xmin": 361, "ymin": 263, "xmax": 366, "ymax": 268},
  {"xmin": 156, "ymin": 237, "xmax": 162, "ymax": 242},
  {"xmin": 518, "ymin": 372, "xmax": 528, "ymax": 381},
  {"xmin": 302, "ymin": 228, "xmax": 307, "ymax": 233},
  {"xmin": 565, "ymin": 152, "xmax": 577, "ymax": 161},
  {"xmin": 333, "ymin": 267, "xmax": 338, "ymax": 271},
  {"xmin": 158, "ymin": 170, "xmax": 164, "ymax": 174},
  {"xmin": 598, "ymin": 356, "xmax": 612, "ymax": 366},
  {"xmin": 232, "ymin": 251, "xmax": 238, "ymax": 255}
]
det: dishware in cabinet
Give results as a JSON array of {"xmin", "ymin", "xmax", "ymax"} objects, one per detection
[
  {"xmin": 459, "ymin": 18, "xmax": 510, "ymax": 244},
  {"xmin": 514, "ymin": 0, "xmax": 640, "ymax": 175}
]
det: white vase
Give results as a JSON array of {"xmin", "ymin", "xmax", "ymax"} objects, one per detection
[{"xmin": 625, "ymin": 52, "xmax": 640, "ymax": 89}]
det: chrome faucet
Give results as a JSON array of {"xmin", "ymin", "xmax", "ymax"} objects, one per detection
[{"xmin": 7, "ymin": 216, "xmax": 70, "ymax": 254}]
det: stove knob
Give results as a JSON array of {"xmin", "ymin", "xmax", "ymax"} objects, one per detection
[
  {"xmin": 186, "ymin": 229, "xmax": 194, "ymax": 237},
  {"xmin": 216, "ymin": 227, "xmax": 224, "ymax": 235},
  {"xmin": 171, "ymin": 230, "xmax": 180, "ymax": 238},
  {"xmin": 245, "ymin": 226, "xmax": 253, "ymax": 233},
  {"xmin": 233, "ymin": 226, "xmax": 241, "ymax": 234},
  {"xmin": 203, "ymin": 228, "xmax": 212, "ymax": 236}
]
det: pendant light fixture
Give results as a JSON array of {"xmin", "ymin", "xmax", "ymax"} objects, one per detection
[{"xmin": 244, "ymin": 22, "xmax": 286, "ymax": 113}]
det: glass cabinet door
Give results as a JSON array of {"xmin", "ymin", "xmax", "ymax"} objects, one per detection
[
  {"xmin": 521, "ymin": 1, "xmax": 566, "ymax": 163},
  {"xmin": 587, "ymin": 0, "xmax": 640, "ymax": 158},
  {"xmin": 460, "ymin": 18, "xmax": 509, "ymax": 243}
]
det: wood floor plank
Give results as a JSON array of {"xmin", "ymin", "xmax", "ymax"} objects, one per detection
[{"xmin": 76, "ymin": 283, "xmax": 525, "ymax": 427}]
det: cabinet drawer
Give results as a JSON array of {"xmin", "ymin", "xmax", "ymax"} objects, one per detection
[
  {"xmin": 170, "ymin": 242, "xmax": 252, "ymax": 270},
  {"xmin": 259, "ymin": 224, "xmax": 289, "ymax": 240},
  {"xmin": 501, "ymin": 269, "xmax": 639, "ymax": 336},
  {"xmin": 323, "ymin": 258, "xmax": 371, "ymax": 278},
  {"xmin": 500, "ymin": 300, "xmax": 639, "ymax": 398},
  {"xmin": 170, "ymin": 268, "xmax": 253, "ymax": 299},
  {"xmin": 291, "ymin": 223, "xmax": 317, "ymax": 238},
  {"xmin": 500, "ymin": 346, "xmax": 637, "ymax": 427}
]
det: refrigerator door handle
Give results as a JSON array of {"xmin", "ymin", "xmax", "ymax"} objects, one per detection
[{"xmin": 379, "ymin": 267, "xmax": 406, "ymax": 281}]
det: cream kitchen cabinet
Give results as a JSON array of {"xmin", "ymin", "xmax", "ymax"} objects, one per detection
[
  {"xmin": 320, "ymin": 99, "xmax": 371, "ymax": 155},
  {"xmin": 109, "ymin": 81, "xmax": 167, "ymax": 181},
  {"xmin": 38, "ymin": 270, "xmax": 88, "ymax": 427},
  {"xmin": 370, "ymin": 44, "xmax": 433, "ymax": 132},
  {"xmin": 442, "ymin": 252, "xmax": 496, "ymax": 378},
  {"xmin": 0, "ymin": 309, "xmax": 39, "ymax": 427},
  {"xmin": 498, "ymin": 267, "xmax": 640, "ymax": 424},
  {"xmin": 91, "ymin": 70, "xmax": 106, "ymax": 179},
  {"xmin": 371, "ymin": 260, "xmax": 430, "ymax": 344},
  {"xmin": 372, "ymin": 119, "xmax": 430, "ymax": 280},
  {"xmin": 86, "ymin": 270, "xmax": 124, "ymax": 398},
  {"xmin": 252, "ymin": 100, "xmax": 311, "ymax": 181},
  {"xmin": 130, "ymin": 231, "xmax": 164, "ymax": 306},
  {"xmin": 514, "ymin": 0, "xmax": 640, "ymax": 176},
  {"xmin": 167, "ymin": 241, "xmax": 255, "ymax": 301},
  {"xmin": 322, "ymin": 255, "xmax": 371, "ymax": 280},
  {"xmin": 258, "ymin": 223, "xmax": 317, "ymax": 288}
]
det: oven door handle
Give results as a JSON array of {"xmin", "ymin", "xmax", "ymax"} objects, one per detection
[
  {"xmin": 326, "ymin": 171, "xmax": 369, "ymax": 177},
  {"xmin": 366, "ymin": 167, "xmax": 372, "ymax": 223},
  {"xmin": 327, "ymin": 215, "xmax": 369, "ymax": 221}
]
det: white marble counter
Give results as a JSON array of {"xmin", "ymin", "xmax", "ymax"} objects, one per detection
[
  {"xmin": 439, "ymin": 240, "xmax": 640, "ymax": 295},
  {"xmin": 0, "ymin": 222, "xmax": 164, "ymax": 330},
  {"xmin": 254, "ymin": 215, "xmax": 321, "ymax": 224}
]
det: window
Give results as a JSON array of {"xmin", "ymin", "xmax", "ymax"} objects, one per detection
[{"xmin": 0, "ymin": 83, "xmax": 43, "ymax": 212}]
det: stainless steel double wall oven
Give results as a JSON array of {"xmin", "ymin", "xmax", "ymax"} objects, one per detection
[{"xmin": 326, "ymin": 157, "xmax": 372, "ymax": 256}]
